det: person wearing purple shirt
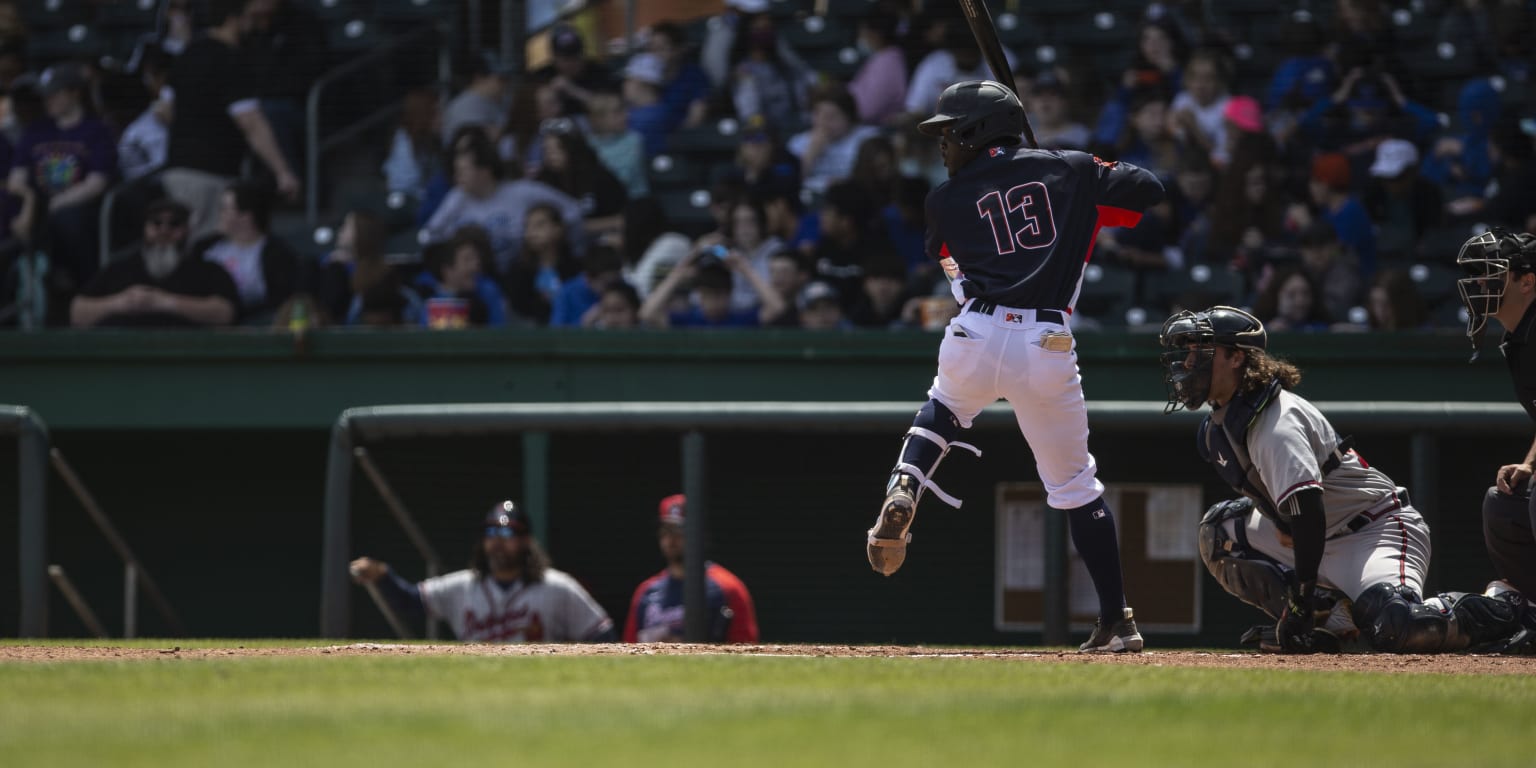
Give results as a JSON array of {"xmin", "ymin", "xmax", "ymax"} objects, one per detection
[
  {"xmin": 7, "ymin": 62, "xmax": 116, "ymax": 285},
  {"xmin": 847, "ymin": 11, "xmax": 906, "ymax": 126}
]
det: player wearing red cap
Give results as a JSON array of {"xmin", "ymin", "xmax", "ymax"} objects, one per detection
[{"xmin": 623, "ymin": 494, "xmax": 760, "ymax": 643}]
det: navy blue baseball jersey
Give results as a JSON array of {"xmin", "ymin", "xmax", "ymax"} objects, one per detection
[{"xmin": 924, "ymin": 147, "xmax": 1165, "ymax": 312}]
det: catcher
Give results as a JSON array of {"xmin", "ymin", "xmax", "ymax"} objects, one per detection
[
  {"xmin": 349, "ymin": 501, "xmax": 615, "ymax": 642},
  {"xmin": 1159, "ymin": 305, "xmax": 1532, "ymax": 653}
]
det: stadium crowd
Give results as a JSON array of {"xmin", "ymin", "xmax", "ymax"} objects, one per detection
[{"xmin": 0, "ymin": 0, "xmax": 1532, "ymax": 331}]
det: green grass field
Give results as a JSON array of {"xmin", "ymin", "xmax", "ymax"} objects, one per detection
[{"xmin": 1, "ymin": 643, "xmax": 1532, "ymax": 767}]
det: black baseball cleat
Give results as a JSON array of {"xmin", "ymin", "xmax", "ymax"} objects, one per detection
[
  {"xmin": 867, "ymin": 474, "xmax": 918, "ymax": 576},
  {"xmin": 1078, "ymin": 607, "xmax": 1144, "ymax": 653}
]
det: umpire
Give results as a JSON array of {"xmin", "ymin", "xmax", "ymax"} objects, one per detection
[{"xmin": 1457, "ymin": 228, "xmax": 1536, "ymax": 599}]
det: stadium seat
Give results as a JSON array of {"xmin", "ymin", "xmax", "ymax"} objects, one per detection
[
  {"xmin": 994, "ymin": 13, "xmax": 1043, "ymax": 50},
  {"xmin": 665, "ymin": 121, "xmax": 742, "ymax": 161},
  {"xmin": 1054, "ymin": 12, "xmax": 1137, "ymax": 49},
  {"xmin": 374, "ymin": 0, "xmax": 446, "ymax": 23},
  {"xmin": 1076, "ymin": 262, "xmax": 1136, "ymax": 316},
  {"xmin": 29, "ymin": 24, "xmax": 104, "ymax": 64},
  {"xmin": 17, "ymin": 0, "xmax": 88, "ymax": 30},
  {"xmin": 327, "ymin": 18, "xmax": 382, "ymax": 52},
  {"xmin": 801, "ymin": 46, "xmax": 863, "ymax": 80},
  {"xmin": 1146, "ymin": 264, "xmax": 1244, "ymax": 310},
  {"xmin": 297, "ymin": 0, "xmax": 367, "ymax": 21},
  {"xmin": 767, "ymin": 0, "xmax": 807, "ymax": 19},
  {"xmin": 1408, "ymin": 262, "xmax": 1463, "ymax": 309},
  {"xmin": 96, "ymin": 0, "xmax": 160, "ymax": 29},
  {"xmin": 781, "ymin": 16, "xmax": 851, "ymax": 53},
  {"xmin": 647, "ymin": 154, "xmax": 700, "ymax": 191},
  {"xmin": 654, "ymin": 188, "xmax": 716, "ymax": 238},
  {"xmin": 825, "ymin": 0, "xmax": 877, "ymax": 21}
]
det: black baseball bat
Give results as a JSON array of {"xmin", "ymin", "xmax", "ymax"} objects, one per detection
[{"xmin": 956, "ymin": 0, "xmax": 1038, "ymax": 149}]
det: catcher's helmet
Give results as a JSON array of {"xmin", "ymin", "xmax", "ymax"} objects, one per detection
[
  {"xmin": 1158, "ymin": 306, "xmax": 1266, "ymax": 413},
  {"xmin": 1457, "ymin": 228, "xmax": 1536, "ymax": 346},
  {"xmin": 918, "ymin": 80, "xmax": 1025, "ymax": 152}
]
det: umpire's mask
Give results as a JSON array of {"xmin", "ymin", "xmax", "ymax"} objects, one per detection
[{"xmin": 1457, "ymin": 229, "xmax": 1535, "ymax": 358}]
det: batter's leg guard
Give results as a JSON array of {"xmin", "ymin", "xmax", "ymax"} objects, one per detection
[
  {"xmin": 867, "ymin": 400, "xmax": 981, "ymax": 577},
  {"xmin": 1353, "ymin": 584, "xmax": 1522, "ymax": 653}
]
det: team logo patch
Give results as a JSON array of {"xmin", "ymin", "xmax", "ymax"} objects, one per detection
[
  {"xmin": 1004, "ymin": 312, "xmax": 1024, "ymax": 323},
  {"xmin": 989, "ymin": 147, "xmax": 1006, "ymax": 157},
  {"xmin": 1215, "ymin": 453, "xmax": 1228, "ymax": 467}
]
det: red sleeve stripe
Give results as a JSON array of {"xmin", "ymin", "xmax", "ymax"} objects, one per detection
[
  {"xmin": 939, "ymin": 242, "xmax": 950, "ymax": 260},
  {"xmin": 1095, "ymin": 204, "xmax": 1142, "ymax": 229},
  {"xmin": 1275, "ymin": 480, "xmax": 1322, "ymax": 506}
]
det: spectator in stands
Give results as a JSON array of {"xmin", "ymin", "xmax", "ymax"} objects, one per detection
[
  {"xmin": 759, "ymin": 181, "xmax": 811, "ymax": 256},
  {"xmin": 850, "ymin": 135, "xmax": 898, "ymax": 212},
  {"xmin": 885, "ymin": 175, "xmax": 930, "ymax": 281},
  {"xmin": 1219, "ymin": 96, "xmax": 1272, "ymax": 174},
  {"xmin": 503, "ymin": 202, "xmax": 579, "ymax": 324},
  {"xmin": 412, "ymin": 226, "xmax": 508, "ymax": 327},
  {"xmin": 701, "ymin": 0, "xmax": 811, "ymax": 91},
  {"xmin": 163, "ymin": 0, "xmax": 299, "ymax": 240},
  {"xmin": 1297, "ymin": 220, "xmax": 1361, "ymax": 322},
  {"xmin": 151, "ymin": 0, "xmax": 195, "ymax": 57},
  {"xmin": 621, "ymin": 52, "xmax": 671, "ymax": 158},
  {"xmin": 647, "ymin": 20, "xmax": 711, "ymax": 133},
  {"xmin": 241, "ymin": 0, "xmax": 326, "ymax": 171},
  {"xmin": 1027, "ymin": 71, "xmax": 1089, "ymax": 151},
  {"xmin": 1297, "ymin": 66, "xmax": 1436, "ymax": 162},
  {"xmin": 423, "ymin": 133, "xmax": 584, "ymax": 273},
  {"xmin": 581, "ymin": 280, "xmax": 641, "ymax": 329},
  {"xmin": 848, "ymin": 251, "xmax": 911, "ymax": 329},
  {"xmin": 1448, "ymin": 116, "xmax": 1536, "ymax": 231},
  {"xmin": 904, "ymin": 20, "xmax": 1008, "ymax": 124},
  {"xmin": 764, "ymin": 248, "xmax": 811, "ymax": 326},
  {"xmin": 847, "ymin": 6, "xmax": 907, "ymax": 127},
  {"xmin": 725, "ymin": 11, "xmax": 812, "ymax": 140},
  {"xmin": 1308, "ymin": 152, "xmax": 1376, "ymax": 278},
  {"xmin": 118, "ymin": 43, "xmax": 172, "ymax": 182},
  {"xmin": 585, "ymin": 90, "xmax": 648, "ymax": 199},
  {"xmin": 1253, "ymin": 264, "xmax": 1332, "ymax": 332},
  {"xmin": 382, "ymin": 86, "xmax": 443, "ymax": 201},
  {"xmin": 1332, "ymin": 0, "xmax": 1397, "ymax": 74},
  {"xmin": 1092, "ymin": 17, "xmax": 1187, "ymax": 150},
  {"xmin": 70, "ymin": 198, "xmax": 238, "ymax": 327},
  {"xmin": 1167, "ymin": 48, "xmax": 1233, "ymax": 167},
  {"xmin": 790, "ymin": 85, "xmax": 879, "ymax": 195},
  {"xmin": 317, "ymin": 210, "xmax": 421, "ymax": 326},
  {"xmin": 727, "ymin": 116, "xmax": 800, "ymax": 197},
  {"xmin": 7, "ymin": 61, "xmax": 115, "ymax": 287},
  {"xmin": 639, "ymin": 241, "xmax": 783, "ymax": 328},
  {"xmin": 1364, "ymin": 268, "xmax": 1426, "ymax": 331},
  {"xmin": 1169, "ymin": 152, "xmax": 1218, "ymax": 267},
  {"xmin": 1363, "ymin": 138, "xmax": 1442, "ymax": 261},
  {"xmin": 1209, "ymin": 159, "xmax": 1291, "ymax": 271},
  {"xmin": 809, "ymin": 180, "xmax": 896, "ymax": 307},
  {"xmin": 623, "ymin": 493, "xmax": 759, "ymax": 644},
  {"xmin": 537, "ymin": 23, "xmax": 613, "ymax": 118},
  {"xmin": 1266, "ymin": 17, "xmax": 1333, "ymax": 112},
  {"xmin": 443, "ymin": 50, "xmax": 511, "ymax": 148},
  {"xmin": 551, "ymin": 244, "xmax": 624, "ymax": 327},
  {"xmin": 1423, "ymin": 78, "xmax": 1502, "ymax": 201},
  {"xmin": 622, "ymin": 196, "xmax": 691, "ymax": 299},
  {"xmin": 718, "ymin": 195, "xmax": 781, "ymax": 312},
  {"xmin": 535, "ymin": 118, "xmax": 627, "ymax": 234},
  {"xmin": 796, "ymin": 280, "xmax": 848, "ymax": 331},
  {"xmin": 501, "ymin": 80, "xmax": 563, "ymax": 175},
  {"xmin": 1108, "ymin": 86, "xmax": 1183, "ymax": 181},
  {"xmin": 191, "ymin": 179, "xmax": 298, "ymax": 323}
]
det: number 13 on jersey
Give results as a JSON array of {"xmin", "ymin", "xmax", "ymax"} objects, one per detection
[{"xmin": 977, "ymin": 181, "xmax": 1057, "ymax": 255}]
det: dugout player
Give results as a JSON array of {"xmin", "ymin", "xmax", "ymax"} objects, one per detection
[
  {"xmin": 1160, "ymin": 305, "xmax": 1532, "ymax": 653},
  {"xmin": 866, "ymin": 80, "xmax": 1164, "ymax": 653},
  {"xmin": 349, "ymin": 501, "xmax": 616, "ymax": 642},
  {"xmin": 1456, "ymin": 228, "xmax": 1536, "ymax": 602},
  {"xmin": 622, "ymin": 494, "xmax": 759, "ymax": 643}
]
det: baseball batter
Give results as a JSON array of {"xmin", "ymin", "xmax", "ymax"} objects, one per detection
[
  {"xmin": 1160, "ymin": 306, "xmax": 1530, "ymax": 652},
  {"xmin": 866, "ymin": 80, "xmax": 1164, "ymax": 653},
  {"xmin": 349, "ymin": 501, "xmax": 615, "ymax": 642}
]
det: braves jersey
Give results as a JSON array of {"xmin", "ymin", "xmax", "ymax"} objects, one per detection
[
  {"xmin": 419, "ymin": 568, "xmax": 613, "ymax": 642},
  {"xmin": 622, "ymin": 563, "xmax": 759, "ymax": 643},
  {"xmin": 1211, "ymin": 388, "xmax": 1404, "ymax": 535},
  {"xmin": 925, "ymin": 147, "xmax": 1164, "ymax": 311}
]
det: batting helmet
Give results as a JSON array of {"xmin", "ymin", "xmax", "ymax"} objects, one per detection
[
  {"xmin": 483, "ymin": 500, "xmax": 531, "ymax": 537},
  {"xmin": 1457, "ymin": 227, "xmax": 1536, "ymax": 344},
  {"xmin": 1158, "ymin": 306, "xmax": 1266, "ymax": 413},
  {"xmin": 918, "ymin": 80, "xmax": 1025, "ymax": 152}
]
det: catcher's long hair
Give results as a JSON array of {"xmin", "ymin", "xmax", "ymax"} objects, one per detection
[
  {"xmin": 1235, "ymin": 348, "xmax": 1302, "ymax": 396},
  {"xmin": 470, "ymin": 537, "xmax": 550, "ymax": 583}
]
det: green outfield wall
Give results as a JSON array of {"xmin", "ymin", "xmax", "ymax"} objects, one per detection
[{"xmin": 0, "ymin": 329, "xmax": 1524, "ymax": 645}]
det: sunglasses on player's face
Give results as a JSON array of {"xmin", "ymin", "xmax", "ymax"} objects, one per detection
[{"xmin": 484, "ymin": 526, "xmax": 520, "ymax": 540}]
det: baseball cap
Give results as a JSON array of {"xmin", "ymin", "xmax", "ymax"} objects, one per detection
[
  {"xmin": 658, "ymin": 494, "xmax": 686, "ymax": 527},
  {"xmin": 623, "ymin": 52, "xmax": 665, "ymax": 86},
  {"xmin": 1310, "ymin": 152, "xmax": 1351, "ymax": 191},
  {"xmin": 483, "ymin": 500, "xmax": 532, "ymax": 537},
  {"xmin": 39, "ymin": 62, "xmax": 86, "ymax": 96},
  {"xmin": 1369, "ymin": 138, "xmax": 1419, "ymax": 178},
  {"xmin": 550, "ymin": 24, "xmax": 583, "ymax": 58},
  {"xmin": 797, "ymin": 280, "xmax": 840, "ymax": 311},
  {"xmin": 1031, "ymin": 70, "xmax": 1066, "ymax": 96},
  {"xmin": 727, "ymin": 0, "xmax": 770, "ymax": 12},
  {"xmin": 1222, "ymin": 95, "xmax": 1263, "ymax": 134}
]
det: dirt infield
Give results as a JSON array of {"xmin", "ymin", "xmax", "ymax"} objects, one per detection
[{"xmin": 2, "ymin": 643, "xmax": 1534, "ymax": 674}]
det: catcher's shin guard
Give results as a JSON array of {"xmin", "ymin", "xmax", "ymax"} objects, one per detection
[
  {"xmin": 867, "ymin": 401, "xmax": 981, "ymax": 576},
  {"xmin": 1354, "ymin": 584, "xmax": 1521, "ymax": 653}
]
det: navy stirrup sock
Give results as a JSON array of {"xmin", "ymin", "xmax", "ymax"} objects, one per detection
[{"xmin": 1063, "ymin": 497, "xmax": 1127, "ymax": 623}]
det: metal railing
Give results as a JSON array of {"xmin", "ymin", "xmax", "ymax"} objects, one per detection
[
  {"xmin": 319, "ymin": 400, "xmax": 1527, "ymax": 640},
  {"xmin": 3, "ymin": 405, "xmax": 184, "ymax": 638},
  {"xmin": 305, "ymin": 24, "xmax": 451, "ymax": 226}
]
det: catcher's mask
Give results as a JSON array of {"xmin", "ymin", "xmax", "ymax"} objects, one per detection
[
  {"xmin": 1457, "ymin": 228, "xmax": 1536, "ymax": 357},
  {"xmin": 1158, "ymin": 306, "xmax": 1267, "ymax": 414}
]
